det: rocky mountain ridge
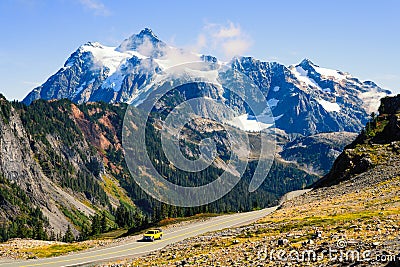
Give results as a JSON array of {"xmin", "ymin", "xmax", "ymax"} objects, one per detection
[
  {"xmin": 22, "ymin": 29, "xmax": 391, "ymax": 137},
  {"xmin": 18, "ymin": 28, "xmax": 394, "ymax": 180}
]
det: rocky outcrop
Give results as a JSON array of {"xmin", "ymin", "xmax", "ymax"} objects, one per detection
[
  {"xmin": 379, "ymin": 94, "xmax": 400, "ymax": 114},
  {"xmin": 375, "ymin": 95, "xmax": 400, "ymax": 143},
  {"xmin": 0, "ymin": 101, "xmax": 88, "ymax": 235},
  {"xmin": 315, "ymin": 95, "xmax": 400, "ymax": 187},
  {"xmin": 0, "ymin": 99, "xmax": 137, "ymax": 236}
]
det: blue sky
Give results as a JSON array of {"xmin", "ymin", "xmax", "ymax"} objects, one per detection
[{"xmin": 0, "ymin": 0, "xmax": 399, "ymax": 100}]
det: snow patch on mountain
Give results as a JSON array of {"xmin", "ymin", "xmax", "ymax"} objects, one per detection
[
  {"xmin": 102, "ymin": 71, "xmax": 125, "ymax": 91},
  {"xmin": 290, "ymin": 66, "xmax": 322, "ymax": 90},
  {"xmin": 359, "ymin": 87, "xmax": 391, "ymax": 115},
  {"xmin": 78, "ymin": 42, "xmax": 146, "ymax": 75},
  {"xmin": 127, "ymin": 59, "xmax": 224, "ymax": 106},
  {"xmin": 267, "ymin": 98, "xmax": 279, "ymax": 108},
  {"xmin": 75, "ymin": 79, "xmax": 95, "ymax": 95},
  {"xmin": 226, "ymin": 114, "xmax": 272, "ymax": 132},
  {"xmin": 316, "ymin": 98, "xmax": 341, "ymax": 112},
  {"xmin": 312, "ymin": 65, "xmax": 347, "ymax": 80}
]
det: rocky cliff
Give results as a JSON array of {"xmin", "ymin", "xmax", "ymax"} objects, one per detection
[
  {"xmin": 315, "ymin": 94, "xmax": 400, "ymax": 187},
  {"xmin": 0, "ymin": 96, "xmax": 126, "ymax": 238}
]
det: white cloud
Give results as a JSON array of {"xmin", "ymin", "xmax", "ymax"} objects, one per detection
[
  {"xmin": 212, "ymin": 22, "xmax": 242, "ymax": 39},
  {"xmin": 195, "ymin": 21, "xmax": 253, "ymax": 60},
  {"xmin": 136, "ymin": 36, "xmax": 157, "ymax": 57},
  {"xmin": 196, "ymin": 34, "xmax": 207, "ymax": 49},
  {"xmin": 78, "ymin": 0, "xmax": 111, "ymax": 16},
  {"xmin": 222, "ymin": 39, "xmax": 252, "ymax": 59}
]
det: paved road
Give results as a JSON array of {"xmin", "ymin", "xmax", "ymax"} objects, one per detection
[{"xmin": 0, "ymin": 190, "xmax": 309, "ymax": 267}]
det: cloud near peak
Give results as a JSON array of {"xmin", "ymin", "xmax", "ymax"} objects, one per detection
[{"xmin": 195, "ymin": 21, "xmax": 253, "ymax": 60}]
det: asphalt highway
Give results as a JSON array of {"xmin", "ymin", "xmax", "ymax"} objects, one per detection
[{"xmin": 0, "ymin": 189, "xmax": 310, "ymax": 267}]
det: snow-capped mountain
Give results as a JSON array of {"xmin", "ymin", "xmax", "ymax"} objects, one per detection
[
  {"xmin": 230, "ymin": 57, "xmax": 391, "ymax": 135},
  {"xmin": 22, "ymin": 28, "xmax": 391, "ymax": 136}
]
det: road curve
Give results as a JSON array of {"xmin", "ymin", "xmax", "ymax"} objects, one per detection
[{"xmin": 0, "ymin": 189, "xmax": 310, "ymax": 267}]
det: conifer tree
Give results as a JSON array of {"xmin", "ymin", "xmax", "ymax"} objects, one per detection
[
  {"xmin": 101, "ymin": 211, "xmax": 108, "ymax": 233},
  {"xmin": 63, "ymin": 225, "xmax": 75, "ymax": 243},
  {"xmin": 91, "ymin": 213, "xmax": 101, "ymax": 235}
]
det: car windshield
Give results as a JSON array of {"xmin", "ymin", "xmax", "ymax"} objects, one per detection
[{"xmin": 146, "ymin": 230, "xmax": 155, "ymax": 234}]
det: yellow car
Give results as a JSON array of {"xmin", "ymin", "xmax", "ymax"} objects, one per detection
[{"xmin": 142, "ymin": 229, "xmax": 163, "ymax": 241}]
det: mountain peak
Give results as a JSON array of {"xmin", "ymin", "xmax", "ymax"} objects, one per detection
[
  {"xmin": 299, "ymin": 58, "xmax": 318, "ymax": 68},
  {"xmin": 83, "ymin": 41, "xmax": 103, "ymax": 48},
  {"xmin": 116, "ymin": 28, "xmax": 165, "ymax": 56},
  {"xmin": 77, "ymin": 41, "xmax": 104, "ymax": 52},
  {"xmin": 138, "ymin": 28, "xmax": 158, "ymax": 38}
]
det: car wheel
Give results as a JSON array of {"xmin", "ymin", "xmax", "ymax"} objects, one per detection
[
  {"xmin": 159, "ymin": 235, "xmax": 162, "ymax": 240},
  {"xmin": 151, "ymin": 237, "xmax": 154, "ymax": 242}
]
